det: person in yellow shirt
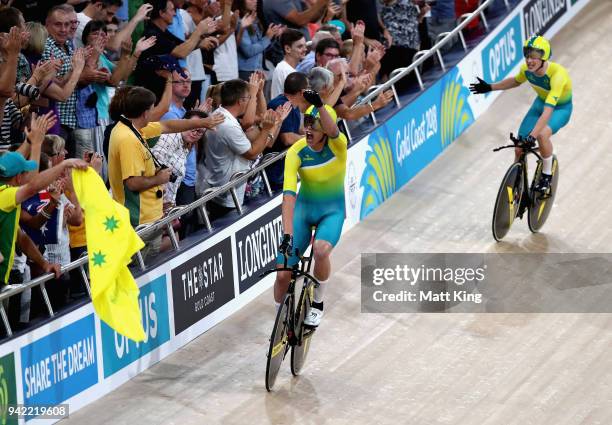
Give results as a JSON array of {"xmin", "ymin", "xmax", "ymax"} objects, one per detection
[
  {"xmin": 107, "ymin": 85, "xmax": 224, "ymax": 256},
  {"xmin": 470, "ymin": 35, "xmax": 573, "ymax": 194}
]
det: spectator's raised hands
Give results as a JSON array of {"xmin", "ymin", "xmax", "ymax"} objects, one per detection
[
  {"xmin": 25, "ymin": 111, "xmax": 57, "ymax": 145},
  {"xmin": 275, "ymin": 102, "xmax": 292, "ymax": 123},
  {"xmin": 261, "ymin": 109, "xmax": 277, "ymax": 131},
  {"xmin": 134, "ymin": 36, "xmax": 157, "ymax": 56},
  {"xmin": 248, "ymin": 72, "xmax": 264, "ymax": 95},
  {"xmin": 31, "ymin": 60, "xmax": 59, "ymax": 84},
  {"xmin": 241, "ymin": 12, "xmax": 257, "ymax": 28},
  {"xmin": 135, "ymin": 3, "xmax": 154, "ymax": 22},
  {"xmin": 62, "ymin": 158, "xmax": 90, "ymax": 171},
  {"xmin": 201, "ymin": 112, "xmax": 225, "ymax": 130},
  {"xmin": 194, "ymin": 98, "xmax": 214, "ymax": 114},
  {"xmin": 372, "ymin": 90, "xmax": 394, "ymax": 110},
  {"xmin": 197, "ymin": 17, "xmax": 218, "ymax": 35},
  {"xmin": 200, "ymin": 36, "xmax": 219, "ymax": 51},
  {"xmin": 0, "ymin": 26, "xmax": 28, "ymax": 55},
  {"xmin": 265, "ymin": 24, "xmax": 284, "ymax": 39},
  {"xmin": 327, "ymin": 2, "xmax": 342, "ymax": 18},
  {"xmin": 72, "ymin": 48, "xmax": 87, "ymax": 72},
  {"xmin": 351, "ymin": 21, "xmax": 365, "ymax": 44}
]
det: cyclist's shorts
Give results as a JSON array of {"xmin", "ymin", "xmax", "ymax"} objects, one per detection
[
  {"xmin": 518, "ymin": 97, "xmax": 573, "ymax": 137},
  {"xmin": 276, "ymin": 200, "xmax": 345, "ymax": 267}
]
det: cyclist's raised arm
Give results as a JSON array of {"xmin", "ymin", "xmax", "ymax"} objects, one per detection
[
  {"xmin": 318, "ymin": 104, "xmax": 340, "ymax": 139},
  {"xmin": 491, "ymin": 77, "xmax": 521, "ymax": 91}
]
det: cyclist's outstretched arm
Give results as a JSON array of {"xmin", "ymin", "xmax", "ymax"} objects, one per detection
[
  {"xmin": 281, "ymin": 194, "xmax": 296, "ymax": 236},
  {"xmin": 491, "ymin": 77, "xmax": 521, "ymax": 91}
]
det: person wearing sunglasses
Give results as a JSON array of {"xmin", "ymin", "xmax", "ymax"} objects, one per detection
[
  {"xmin": 275, "ymin": 90, "xmax": 347, "ymax": 328},
  {"xmin": 470, "ymin": 35, "xmax": 573, "ymax": 194}
]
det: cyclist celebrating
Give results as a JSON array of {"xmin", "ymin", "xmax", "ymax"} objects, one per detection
[
  {"xmin": 470, "ymin": 35, "xmax": 573, "ymax": 193},
  {"xmin": 275, "ymin": 90, "xmax": 347, "ymax": 328}
]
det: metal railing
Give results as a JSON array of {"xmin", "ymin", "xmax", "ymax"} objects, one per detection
[
  {"xmin": 0, "ymin": 0, "xmax": 516, "ymax": 338},
  {"xmin": 0, "ymin": 152, "xmax": 287, "ymax": 337},
  {"xmin": 340, "ymin": 0, "xmax": 511, "ymax": 140}
]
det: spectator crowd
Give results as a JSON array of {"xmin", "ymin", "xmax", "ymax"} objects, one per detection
[{"xmin": 0, "ymin": 0, "xmax": 503, "ymax": 335}]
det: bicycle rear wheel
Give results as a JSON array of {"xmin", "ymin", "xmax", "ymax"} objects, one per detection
[
  {"xmin": 492, "ymin": 162, "xmax": 524, "ymax": 241},
  {"xmin": 528, "ymin": 156, "xmax": 559, "ymax": 233},
  {"xmin": 265, "ymin": 294, "xmax": 291, "ymax": 391},
  {"xmin": 291, "ymin": 282, "xmax": 315, "ymax": 376}
]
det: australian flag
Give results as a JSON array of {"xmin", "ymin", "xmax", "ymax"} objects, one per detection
[{"xmin": 21, "ymin": 190, "xmax": 59, "ymax": 245}]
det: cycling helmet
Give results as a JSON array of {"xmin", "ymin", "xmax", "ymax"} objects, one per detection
[{"xmin": 523, "ymin": 35, "xmax": 551, "ymax": 61}]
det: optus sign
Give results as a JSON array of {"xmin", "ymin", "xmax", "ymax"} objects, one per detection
[
  {"xmin": 481, "ymin": 14, "xmax": 522, "ymax": 85},
  {"xmin": 101, "ymin": 275, "xmax": 171, "ymax": 377}
]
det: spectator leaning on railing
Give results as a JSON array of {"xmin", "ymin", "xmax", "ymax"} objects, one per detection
[
  {"xmin": 151, "ymin": 109, "xmax": 207, "ymax": 236},
  {"xmin": 107, "ymin": 85, "xmax": 223, "ymax": 257},
  {"xmin": 202, "ymin": 79, "xmax": 281, "ymax": 221}
]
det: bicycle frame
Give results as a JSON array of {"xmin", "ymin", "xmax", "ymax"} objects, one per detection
[
  {"xmin": 261, "ymin": 251, "xmax": 319, "ymax": 347},
  {"xmin": 493, "ymin": 134, "xmax": 543, "ymax": 208}
]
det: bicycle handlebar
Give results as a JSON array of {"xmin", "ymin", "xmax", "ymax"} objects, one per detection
[{"xmin": 493, "ymin": 133, "xmax": 540, "ymax": 156}]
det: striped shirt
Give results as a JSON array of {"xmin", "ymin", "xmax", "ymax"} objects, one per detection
[{"xmin": 41, "ymin": 37, "xmax": 77, "ymax": 129}]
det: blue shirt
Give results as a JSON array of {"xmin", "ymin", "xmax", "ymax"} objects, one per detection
[
  {"xmin": 268, "ymin": 95, "xmax": 300, "ymax": 143},
  {"xmin": 161, "ymin": 102, "xmax": 186, "ymax": 121},
  {"xmin": 167, "ymin": 11, "xmax": 187, "ymax": 68},
  {"xmin": 296, "ymin": 52, "xmax": 315, "ymax": 74},
  {"xmin": 182, "ymin": 147, "xmax": 197, "ymax": 187},
  {"xmin": 238, "ymin": 23, "xmax": 271, "ymax": 72}
]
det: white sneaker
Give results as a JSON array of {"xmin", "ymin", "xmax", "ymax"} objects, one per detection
[{"xmin": 303, "ymin": 306, "xmax": 323, "ymax": 327}]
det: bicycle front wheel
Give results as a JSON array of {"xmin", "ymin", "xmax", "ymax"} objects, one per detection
[
  {"xmin": 291, "ymin": 282, "xmax": 315, "ymax": 376},
  {"xmin": 265, "ymin": 294, "xmax": 291, "ymax": 391},
  {"xmin": 492, "ymin": 162, "xmax": 524, "ymax": 241}
]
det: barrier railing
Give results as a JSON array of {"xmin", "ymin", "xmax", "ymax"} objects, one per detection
[
  {"xmin": 341, "ymin": 0, "xmax": 510, "ymax": 140},
  {"xmin": 0, "ymin": 0, "xmax": 514, "ymax": 338},
  {"xmin": 0, "ymin": 152, "xmax": 287, "ymax": 337}
]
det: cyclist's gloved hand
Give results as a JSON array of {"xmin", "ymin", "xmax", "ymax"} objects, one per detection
[
  {"xmin": 302, "ymin": 89, "xmax": 324, "ymax": 107},
  {"xmin": 469, "ymin": 77, "xmax": 492, "ymax": 94},
  {"xmin": 523, "ymin": 135, "xmax": 537, "ymax": 145},
  {"xmin": 279, "ymin": 234, "xmax": 293, "ymax": 257}
]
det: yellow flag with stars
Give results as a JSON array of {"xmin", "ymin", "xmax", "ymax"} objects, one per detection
[{"xmin": 72, "ymin": 168, "xmax": 146, "ymax": 342}]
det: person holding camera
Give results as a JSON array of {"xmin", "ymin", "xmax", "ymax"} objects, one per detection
[{"xmin": 107, "ymin": 86, "xmax": 224, "ymax": 257}]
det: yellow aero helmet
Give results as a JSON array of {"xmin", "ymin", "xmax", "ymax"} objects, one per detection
[{"xmin": 523, "ymin": 35, "xmax": 551, "ymax": 61}]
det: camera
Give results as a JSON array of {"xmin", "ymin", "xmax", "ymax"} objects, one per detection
[
  {"xmin": 160, "ymin": 165, "xmax": 178, "ymax": 183},
  {"xmin": 15, "ymin": 82, "xmax": 40, "ymax": 100}
]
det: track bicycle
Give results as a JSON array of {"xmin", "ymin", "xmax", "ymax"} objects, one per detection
[
  {"xmin": 261, "ymin": 248, "xmax": 320, "ymax": 391},
  {"xmin": 492, "ymin": 133, "xmax": 559, "ymax": 241}
]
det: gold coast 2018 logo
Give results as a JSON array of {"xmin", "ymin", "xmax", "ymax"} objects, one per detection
[{"xmin": 0, "ymin": 353, "xmax": 17, "ymax": 425}]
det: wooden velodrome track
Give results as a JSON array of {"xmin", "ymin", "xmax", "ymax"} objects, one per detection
[{"xmin": 65, "ymin": 1, "xmax": 612, "ymax": 423}]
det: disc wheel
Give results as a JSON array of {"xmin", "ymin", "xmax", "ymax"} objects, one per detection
[
  {"xmin": 265, "ymin": 295, "xmax": 290, "ymax": 391},
  {"xmin": 528, "ymin": 156, "xmax": 559, "ymax": 233},
  {"xmin": 291, "ymin": 283, "xmax": 315, "ymax": 376},
  {"xmin": 492, "ymin": 162, "xmax": 524, "ymax": 241}
]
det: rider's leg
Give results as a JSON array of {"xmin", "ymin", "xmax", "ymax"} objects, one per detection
[
  {"xmin": 312, "ymin": 240, "xmax": 333, "ymax": 303},
  {"xmin": 537, "ymin": 126, "xmax": 554, "ymax": 175},
  {"xmin": 517, "ymin": 99, "xmax": 543, "ymax": 161},
  {"xmin": 274, "ymin": 271, "xmax": 292, "ymax": 304},
  {"xmin": 274, "ymin": 203, "xmax": 312, "ymax": 304}
]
